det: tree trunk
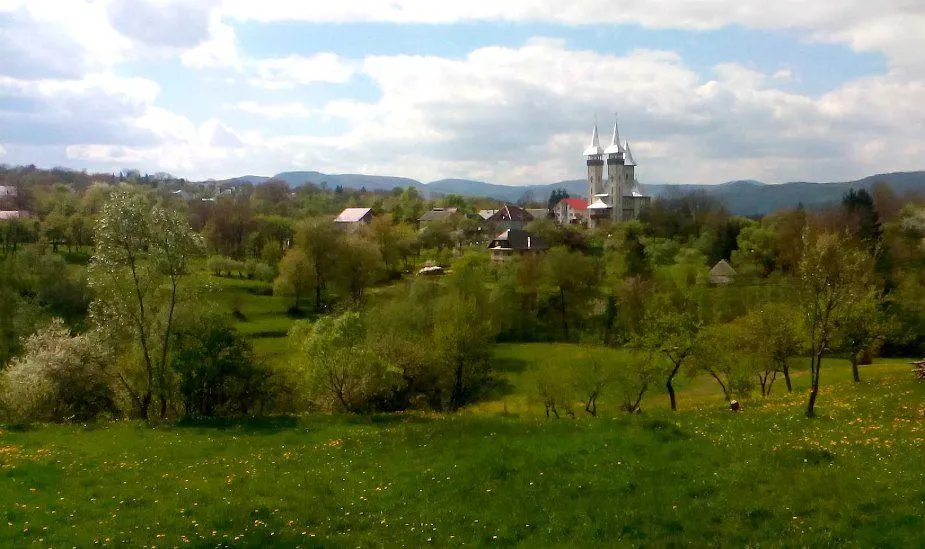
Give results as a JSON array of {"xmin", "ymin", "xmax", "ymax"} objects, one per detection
[
  {"xmin": 708, "ymin": 371, "xmax": 730, "ymax": 401},
  {"xmin": 666, "ymin": 362, "xmax": 682, "ymax": 411},
  {"xmin": 851, "ymin": 357, "xmax": 861, "ymax": 383},
  {"xmin": 783, "ymin": 365, "xmax": 792, "ymax": 392},
  {"xmin": 806, "ymin": 351, "xmax": 823, "ymax": 417},
  {"xmin": 559, "ymin": 288, "xmax": 569, "ymax": 341}
]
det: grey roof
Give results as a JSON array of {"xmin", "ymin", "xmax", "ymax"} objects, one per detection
[
  {"xmin": 487, "ymin": 204, "xmax": 533, "ymax": 223},
  {"xmin": 419, "ymin": 207, "xmax": 458, "ymax": 222},
  {"xmin": 710, "ymin": 259, "xmax": 737, "ymax": 277},
  {"xmin": 0, "ymin": 186, "xmax": 17, "ymax": 197},
  {"xmin": 478, "ymin": 209, "xmax": 498, "ymax": 220},
  {"xmin": 526, "ymin": 208, "xmax": 549, "ymax": 220},
  {"xmin": 335, "ymin": 207, "xmax": 372, "ymax": 223},
  {"xmin": 488, "ymin": 229, "xmax": 547, "ymax": 251},
  {"xmin": 0, "ymin": 210, "xmax": 28, "ymax": 220}
]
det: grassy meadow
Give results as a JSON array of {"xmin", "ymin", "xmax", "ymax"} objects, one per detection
[{"xmin": 2, "ymin": 272, "xmax": 924, "ymax": 547}]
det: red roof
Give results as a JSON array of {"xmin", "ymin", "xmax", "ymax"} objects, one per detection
[{"xmin": 559, "ymin": 198, "xmax": 588, "ymax": 211}]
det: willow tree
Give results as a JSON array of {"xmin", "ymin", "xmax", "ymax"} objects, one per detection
[
  {"xmin": 799, "ymin": 232, "xmax": 876, "ymax": 417},
  {"xmin": 89, "ymin": 190, "xmax": 202, "ymax": 419}
]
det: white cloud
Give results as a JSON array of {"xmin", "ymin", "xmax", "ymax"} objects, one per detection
[
  {"xmin": 232, "ymin": 101, "xmax": 316, "ymax": 118},
  {"xmin": 0, "ymin": 144, "xmax": 6, "ymax": 158},
  {"xmin": 181, "ymin": 12, "xmax": 242, "ymax": 69},
  {"xmin": 220, "ymin": 0, "xmax": 925, "ymax": 72},
  {"xmin": 249, "ymin": 53, "xmax": 355, "ymax": 89}
]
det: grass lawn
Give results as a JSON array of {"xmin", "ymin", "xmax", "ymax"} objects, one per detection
[{"xmin": 2, "ymin": 346, "xmax": 923, "ymax": 547}]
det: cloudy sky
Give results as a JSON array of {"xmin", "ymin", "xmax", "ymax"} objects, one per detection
[{"xmin": 1, "ymin": 1, "xmax": 923, "ymax": 185}]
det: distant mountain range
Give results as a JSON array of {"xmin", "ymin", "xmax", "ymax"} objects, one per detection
[{"xmin": 221, "ymin": 170, "xmax": 925, "ymax": 216}]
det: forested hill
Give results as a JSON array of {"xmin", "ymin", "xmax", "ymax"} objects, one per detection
[{"xmin": 215, "ymin": 170, "xmax": 925, "ymax": 216}]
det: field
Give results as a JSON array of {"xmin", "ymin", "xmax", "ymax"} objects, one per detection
[
  {"xmin": 2, "ymin": 272, "xmax": 924, "ymax": 547},
  {"xmin": 2, "ymin": 348, "xmax": 924, "ymax": 547}
]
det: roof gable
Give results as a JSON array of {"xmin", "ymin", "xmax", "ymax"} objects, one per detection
[{"xmin": 335, "ymin": 207, "xmax": 372, "ymax": 223}]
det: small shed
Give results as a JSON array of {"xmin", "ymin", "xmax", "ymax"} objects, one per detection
[{"xmin": 709, "ymin": 259, "xmax": 737, "ymax": 284}]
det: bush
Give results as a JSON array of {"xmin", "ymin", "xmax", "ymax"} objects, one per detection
[
  {"xmin": 254, "ymin": 262, "xmax": 276, "ymax": 283},
  {"xmin": 0, "ymin": 319, "xmax": 117, "ymax": 422},
  {"xmin": 208, "ymin": 255, "xmax": 229, "ymax": 276},
  {"xmin": 244, "ymin": 259, "xmax": 258, "ymax": 279},
  {"xmin": 227, "ymin": 259, "xmax": 246, "ymax": 278},
  {"xmin": 171, "ymin": 313, "xmax": 275, "ymax": 417},
  {"xmin": 290, "ymin": 312, "xmax": 400, "ymax": 413}
]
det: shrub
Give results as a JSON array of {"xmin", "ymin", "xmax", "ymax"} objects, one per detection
[
  {"xmin": 244, "ymin": 259, "xmax": 258, "ymax": 279},
  {"xmin": 0, "ymin": 319, "xmax": 117, "ymax": 422},
  {"xmin": 227, "ymin": 259, "xmax": 246, "ymax": 278},
  {"xmin": 290, "ymin": 312, "xmax": 400, "ymax": 413},
  {"xmin": 254, "ymin": 262, "xmax": 276, "ymax": 283},
  {"xmin": 208, "ymin": 255, "xmax": 229, "ymax": 276},
  {"xmin": 171, "ymin": 313, "xmax": 275, "ymax": 417}
]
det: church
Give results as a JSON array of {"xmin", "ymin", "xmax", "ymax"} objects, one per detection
[{"xmin": 583, "ymin": 117, "xmax": 651, "ymax": 224}]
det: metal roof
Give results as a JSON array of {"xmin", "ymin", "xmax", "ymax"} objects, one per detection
[
  {"xmin": 334, "ymin": 207, "xmax": 372, "ymax": 223},
  {"xmin": 604, "ymin": 117, "xmax": 625, "ymax": 155},
  {"xmin": 583, "ymin": 124, "xmax": 603, "ymax": 156},
  {"xmin": 624, "ymin": 141, "xmax": 637, "ymax": 166},
  {"xmin": 588, "ymin": 199, "xmax": 611, "ymax": 210}
]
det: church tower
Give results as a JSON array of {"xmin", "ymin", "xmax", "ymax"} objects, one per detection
[
  {"xmin": 604, "ymin": 116, "xmax": 626, "ymax": 221},
  {"xmin": 583, "ymin": 124, "xmax": 604, "ymax": 200}
]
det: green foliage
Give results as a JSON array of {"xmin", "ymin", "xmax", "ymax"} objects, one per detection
[
  {"xmin": 798, "ymin": 231, "xmax": 877, "ymax": 416},
  {"xmin": 0, "ymin": 319, "xmax": 116, "ymax": 422},
  {"xmin": 89, "ymin": 189, "xmax": 204, "ymax": 419},
  {"xmin": 291, "ymin": 312, "xmax": 398, "ymax": 413},
  {"xmin": 171, "ymin": 313, "xmax": 273, "ymax": 417}
]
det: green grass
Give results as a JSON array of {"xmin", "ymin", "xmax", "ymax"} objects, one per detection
[{"xmin": 2, "ymin": 350, "xmax": 923, "ymax": 547}]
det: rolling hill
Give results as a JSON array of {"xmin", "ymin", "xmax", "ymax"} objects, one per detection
[{"xmin": 223, "ymin": 170, "xmax": 925, "ymax": 216}]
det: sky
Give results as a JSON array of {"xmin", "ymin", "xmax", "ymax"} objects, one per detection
[{"xmin": 0, "ymin": 1, "xmax": 923, "ymax": 186}]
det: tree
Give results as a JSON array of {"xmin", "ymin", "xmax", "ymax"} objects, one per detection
[
  {"xmin": 89, "ymin": 190, "xmax": 203, "ymax": 419},
  {"xmin": 274, "ymin": 248, "xmax": 314, "ymax": 312},
  {"xmin": 337, "ymin": 233, "xmax": 382, "ymax": 304},
  {"xmin": 612, "ymin": 351, "xmax": 661, "ymax": 413},
  {"xmin": 434, "ymin": 291, "xmax": 496, "ymax": 410},
  {"xmin": 544, "ymin": 247, "xmax": 600, "ymax": 341},
  {"xmin": 547, "ymin": 188, "xmax": 569, "ymax": 212},
  {"xmin": 171, "ymin": 313, "xmax": 271, "ymax": 417},
  {"xmin": 688, "ymin": 322, "xmax": 754, "ymax": 401},
  {"xmin": 635, "ymin": 304, "xmax": 701, "ymax": 411},
  {"xmin": 294, "ymin": 218, "xmax": 342, "ymax": 312},
  {"xmin": 799, "ymin": 232, "xmax": 876, "ymax": 417},
  {"xmin": 833, "ymin": 295, "xmax": 887, "ymax": 383},
  {"xmin": 738, "ymin": 303, "xmax": 804, "ymax": 394},
  {"xmin": 291, "ymin": 312, "xmax": 397, "ymax": 413}
]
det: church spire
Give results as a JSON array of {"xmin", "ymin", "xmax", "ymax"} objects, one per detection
[
  {"xmin": 624, "ymin": 140, "xmax": 637, "ymax": 166},
  {"xmin": 604, "ymin": 115, "xmax": 625, "ymax": 155},
  {"xmin": 583, "ymin": 123, "xmax": 603, "ymax": 156}
]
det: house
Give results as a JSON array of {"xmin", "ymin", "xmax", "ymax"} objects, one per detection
[
  {"xmin": 555, "ymin": 198, "xmax": 589, "ymax": 225},
  {"xmin": 709, "ymin": 259, "xmax": 737, "ymax": 284},
  {"xmin": 486, "ymin": 204, "xmax": 534, "ymax": 230},
  {"xmin": 418, "ymin": 207, "xmax": 458, "ymax": 223},
  {"xmin": 172, "ymin": 189, "xmax": 192, "ymax": 201},
  {"xmin": 0, "ymin": 186, "xmax": 17, "ymax": 198},
  {"xmin": 526, "ymin": 208, "xmax": 550, "ymax": 221},
  {"xmin": 0, "ymin": 210, "xmax": 29, "ymax": 220},
  {"xmin": 488, "ymin": 229, "xmax": 547, "ymax": 261},
  {"xmin": 334, "ymin": 207, "xmax": 373, "ymax": 232},
  {"xmin": 478, "ymin": 209, "xmax": 498, "ymax": 220}
]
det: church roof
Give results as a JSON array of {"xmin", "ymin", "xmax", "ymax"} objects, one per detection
[
  {"xmin": 624, "ymin": 141, "xmax": 637, "ymax": 166},
  {"xmin": 604, "ymin": 118, "xmax": 625, "ymax": 155},
  {"xmin": 588, "ymin": 198, "xmax": 611, "ymax": 210},
  {"xmin": 583, "ymin": 124, "xmax": 603, "ymax": 156}
]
